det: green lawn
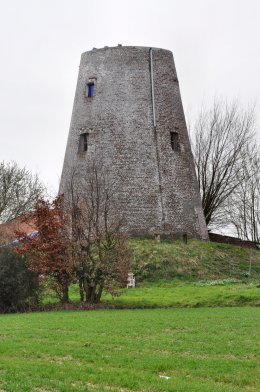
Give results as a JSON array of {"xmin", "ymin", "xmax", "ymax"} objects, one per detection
[
  {"xmin": 62, "ymin": 279, "xmax": 260, "ymax": 309},
  {"xmin": 0, "ymin": 308, "xmax": 260, "ymax": 391},
  {"xmin": 40, "ymin": 278, "xmax": 260, "ymax": 309},
  {"xmin": 1, "ymin": 239, "xmax": 260, "ymax": 390},
  {"xmin": 103, "ymin": 280, "xmax": 260, "ymax": 308}
]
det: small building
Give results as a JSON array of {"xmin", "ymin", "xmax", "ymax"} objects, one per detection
[{"xmin": 0, "ymin": 216, "xmax": 36, "ymax": 246}]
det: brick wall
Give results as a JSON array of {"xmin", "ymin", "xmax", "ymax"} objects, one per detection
[
  {"xmin": 209, "ymin": 232, "xmax": 260, "ymax": 249},
  {"xmin": 60, "ymin": 46, "xmax": 208, "ymax": 240}
]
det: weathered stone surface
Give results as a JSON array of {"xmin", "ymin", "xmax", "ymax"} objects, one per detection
[{"xmin": 60, "ymin": 46, "xmax": 208, "ymax": 240}]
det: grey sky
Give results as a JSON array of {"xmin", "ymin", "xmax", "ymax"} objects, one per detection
[{"xmin": 0, "ymin": 0, "xmax": 259, "ymax": 193}]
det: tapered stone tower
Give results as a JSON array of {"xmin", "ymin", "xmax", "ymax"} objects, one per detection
[{"xmin": 60, "ymin": 45, "xmax": 208, "ymax": 240}]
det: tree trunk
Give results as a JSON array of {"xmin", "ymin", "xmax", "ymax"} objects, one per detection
[
  {"xmin": 96, "ymin": 285, "xmax": 103, "ymax": 303},
  {"xmin": 85, "ymin": 285, "xmax": 103, "ymax": 304},
  {"xmin": 61, "ymin": 285, "xmax": 69, "ymax": 303},
  {"xmin": 79, "ymin": 279, "xmax": 85, "ymax": 301}
]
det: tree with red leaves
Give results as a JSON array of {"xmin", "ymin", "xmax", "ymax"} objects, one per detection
[{"xmin": 15, "ymin": 195, "xmax": 73, "ymax": 303}]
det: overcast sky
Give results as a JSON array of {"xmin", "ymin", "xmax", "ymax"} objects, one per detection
[{"xmin": 0, "ymin": 0, "xmax": 259, "ymax": 193}]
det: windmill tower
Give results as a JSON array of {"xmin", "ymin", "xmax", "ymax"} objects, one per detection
[{"xmin": 60, "ymin": 45, "xmax": 208, "ymax": 240}]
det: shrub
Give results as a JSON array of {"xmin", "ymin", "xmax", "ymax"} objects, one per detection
[{"xmin": 0, "ymin": 247, "xmax": 39, "ymax": 312}]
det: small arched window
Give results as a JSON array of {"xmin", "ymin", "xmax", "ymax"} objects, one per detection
[
  {"xmin": 86, "ymin": 78, "xmax": 96, "ymax": 98},
  {"xmin": 170, "ymin": 131, "xmax": 180, "ymax": 152}
]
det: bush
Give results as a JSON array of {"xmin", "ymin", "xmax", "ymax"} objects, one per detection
[{"xmin": 0, "ymin": 247, "xmax": 39, "ymax": 312}]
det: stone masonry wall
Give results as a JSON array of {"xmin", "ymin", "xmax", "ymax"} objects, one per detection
[{"xmin": 59, "ymin": 46, "xmax": 208, "ymax": 240}]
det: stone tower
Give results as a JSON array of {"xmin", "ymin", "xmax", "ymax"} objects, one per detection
[{"xmin": 60, "ymin": 45, "xmax": 208, "ymax": 240}]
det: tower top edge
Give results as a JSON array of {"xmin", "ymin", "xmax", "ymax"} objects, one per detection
[{"xmin": 81, "ymin": 45, "xmax": 173, "ymax": 55}]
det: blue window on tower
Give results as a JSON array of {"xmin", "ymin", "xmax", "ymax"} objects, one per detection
[{"xmin": 87, "ymin": 83, "xmax": 94, "ymax": 97}]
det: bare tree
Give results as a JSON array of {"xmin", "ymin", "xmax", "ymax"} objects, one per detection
[
  {"xmin": 191, "ymin": 99, "xmax": 256, "ymax": 229},
  {"xmin": 0, "ymin": 161, "xmax": 44, "ymax": 224},
  {"xmin": 63, "ymin": 161, "xmax": 131, "ymax": 304},
  {"xmin": 227, "ymin": 152, "xmax": 260, "ymax": 243}
]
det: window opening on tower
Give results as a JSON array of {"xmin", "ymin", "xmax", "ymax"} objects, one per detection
[
  {"xmin": 170, "ymin": 131, "xmax": 180, "ymax": 152},
  {"xmin": 78, "ymin": 133, "xmax": 89, "ymax": 152},
  {"xmin": 87, "ymin": 83, "xmax": 94, "ymax": 97}
]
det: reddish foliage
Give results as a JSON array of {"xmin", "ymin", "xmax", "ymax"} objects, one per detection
[{"xmin": 15, "ymin": 195, "xmax": 73, "ymax": 302}]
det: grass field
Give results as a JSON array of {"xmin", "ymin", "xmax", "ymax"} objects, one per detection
[
  {"xmin": 1, "ymin": 239, "xmax": 260, "ymax": 391},
  {"xmin": 0, "ymin": 308, "xmax": 260, "ymax": 391},
  {"xmin": 103, "ymin": 280, "xmax": 260, "ymax": 308},
  {"xmin": 41, "ymin": 279, "xmax": 260, "ymax": 309}
]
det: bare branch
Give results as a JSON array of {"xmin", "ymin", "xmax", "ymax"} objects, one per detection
[
  {"xmin": 191, "ymin": 99, "xmax": 257, "ymax": 229},
  {"xmin": 62, "ymin": 159, "xmax": 131, "ymax": 304},
  {"xmin": 0, "ymin": 161, "xmax": 45, "ymax": 224}
]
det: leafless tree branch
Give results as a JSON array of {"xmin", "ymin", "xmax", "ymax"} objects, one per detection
[
  {"xmin": 62, "ymin": 160, "xmax": 131, "ymax": 303},
  {"xmin": 191, "ymin": 99, "xmax": 257, "ymax": 230},
  {"xmin": 0, "ymin": 161, "xmax": 45, "ymax": 224}
]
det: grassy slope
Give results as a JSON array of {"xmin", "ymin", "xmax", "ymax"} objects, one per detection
[
  {"xmin": 42, "ymin": 239, "xmax": 260, "ymax": 308},
  {"xmin": 1, "ymin": 308, "xmax": 260, "ymax": 392},
  {"xmin": 130, "ymin": 239, "xmax": 260, "ymax": 281}
]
